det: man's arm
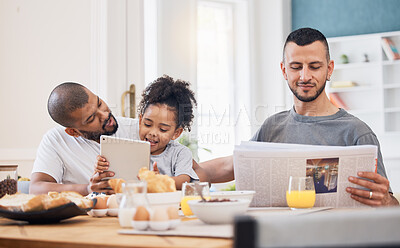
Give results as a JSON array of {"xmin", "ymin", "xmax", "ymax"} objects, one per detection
[
  {"xmin": 30, "ymin": 172, "xmax": 89, "ymax": 195},
  {"xmin": 30, "ymin": 171, "xmax": 115, "ymax": 195},
  {"xmin": 192, "ymin": 159, "xmax": 210, "ymax": 183},
  {"xmin": 347, "ymin": 171, "xmax": 399, "ymax": 206},
  {"xmin": 199, "ymin": 155, "xmax": 234, "ymax": 183}
]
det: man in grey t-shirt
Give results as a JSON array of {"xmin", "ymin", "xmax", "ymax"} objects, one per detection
[{"xmin": 200, "ymin": 28, "xmax": 398, "ymax": 207}]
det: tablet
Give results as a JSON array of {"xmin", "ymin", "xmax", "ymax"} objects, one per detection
[{"xmin": 100, "ymin": 136, "xmax": 150, "ymax": 180}]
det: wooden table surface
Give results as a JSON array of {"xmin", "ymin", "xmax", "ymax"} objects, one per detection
[{"xmin": 0, "ymin": 215, "xmax": 232, "ymax": 248}]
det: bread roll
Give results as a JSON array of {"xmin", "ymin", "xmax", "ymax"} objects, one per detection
[
  {"xmin": 22, "ymin": 195, "xmax": 50, "ymax": 212},
  {"xmin": 108, "ymin": 178, "xmax": 125, "ymax": 193},
  {"xmin": 0, "ymin": 191, "xmax": 93, "ymax": 212},
  {"xmin": 138, "ymin": 167, "xmax": 176, "ymax": 193},
  {"xmin": 0, "ymin": 193, "xmax": 35, "ymax": 211}
]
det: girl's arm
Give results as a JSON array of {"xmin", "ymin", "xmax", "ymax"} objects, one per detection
[{"xmin": 171, "ymin": 174, "xmax": 191, "ymax": 190}]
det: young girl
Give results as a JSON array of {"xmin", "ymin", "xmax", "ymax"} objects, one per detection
[{"xmin": 96, "ymin": 75, "xmax": 198, "ymax": 190}]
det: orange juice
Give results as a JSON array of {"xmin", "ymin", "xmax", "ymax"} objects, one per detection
[
  {"xmin": 286, "ymin": 190, "xmax": 316, "ymax": 209},
  {"xmin": 180, "ymin": 196, "xmax": 211, "ymax": 216},
  {"xmin": 181, "ymin": 196, "xmax": 201, "ymax": 216}
]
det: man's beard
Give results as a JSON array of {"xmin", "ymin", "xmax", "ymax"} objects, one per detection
[
  {"xmin": 80, "ymin": 113, "xmax": 119, "ymax": 142},
  {"xmin": 289, "ymin": 81, "xmax": 326, "ymax": 102}
]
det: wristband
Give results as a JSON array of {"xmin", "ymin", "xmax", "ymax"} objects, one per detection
[{"xmin": 87, "ymin": 184, "xmax": 93, "ymax": 195}]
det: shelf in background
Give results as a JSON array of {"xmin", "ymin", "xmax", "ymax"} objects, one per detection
[
  {"xmin": 382, "ymin": 60, "xmax": 400, "ymax": 66},
  {"xmin": 382, "ymin": 131, "xmax": 400, "ymax": 136},
  {"xmin": 334, "ymin": 61, "xmax": 380, "ymax": 70},
  {"xmin": 384, "ymin": 107, "xmax": 400, "ymax": 113},
  {"xmin": 348, "ymin": 109, "xmax": 381, "ymax": 115},
  {"xmin": 383, "ymin": 83, "xmax": 400, "ymax": 89},
  {"xmin": 328, "ymin": 86, "xmax": 379, "ymax": 93}
]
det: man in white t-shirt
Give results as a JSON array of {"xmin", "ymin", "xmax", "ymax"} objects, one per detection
[{"xmin": 30, "ymin": 82, "xmax": 208, "ymax": 195}]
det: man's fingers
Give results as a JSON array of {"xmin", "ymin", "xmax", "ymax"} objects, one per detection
[
  {"xmin": 357, "ymin": 171, "xmax": 388, "ymax": 185},
  {"xmin": 346, "ymin": 187, "xmax": 384, "ymax": 200},
  {"xmin": 92, "ymin": 171, "xmax": 114, "ymax": 183},
  {"xmin": 349, "ymin": 193, "xmax": 383, "ymax": 207}
]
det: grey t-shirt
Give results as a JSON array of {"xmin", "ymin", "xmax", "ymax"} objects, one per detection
[
  {"xmin": 251, "ymin": 107, "xmax": 389, "ymax": 183},
  {"xmin": 150, "ymin": 140, "xmax": 199, "ymax": 181}
]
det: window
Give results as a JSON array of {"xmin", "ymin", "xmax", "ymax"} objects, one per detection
[{"xmin": 196, "ymin": 0, "xmax": 250, "ymax": 162}]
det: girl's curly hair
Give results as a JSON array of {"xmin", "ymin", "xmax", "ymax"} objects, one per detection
[{"xmin": 137, "ymin": 75, "xmax": 197, "ymax": 131}]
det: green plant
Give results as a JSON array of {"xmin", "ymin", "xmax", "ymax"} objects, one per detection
[
  {"xmin": 221, "ymin": 183, "xmax": 236, "ymax": 191},
  {"xmin": 178, "ymin": 133, "xmax": 211, "ymax": 162}
]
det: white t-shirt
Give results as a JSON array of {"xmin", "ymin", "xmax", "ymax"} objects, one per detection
[{"xmin": 32, "ymin": 117, "xmax": 140, "ymax": 184}]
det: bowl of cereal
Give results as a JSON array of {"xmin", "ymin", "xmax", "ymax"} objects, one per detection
[{"xmin": 188, "ymin": 199, "xmax": 250, "ymax": 224}]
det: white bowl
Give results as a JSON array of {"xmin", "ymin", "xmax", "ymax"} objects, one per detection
[
  {"xmin": 210, "ymin": 190, "xmax": 255, "ymax": 204},
  {"xmin": 188, "ymin": 199, "xmax": 250, "ymax": 224},
  {"xmin": 147, "ymin": 191, "xmax": 182, "ymax": 208}
]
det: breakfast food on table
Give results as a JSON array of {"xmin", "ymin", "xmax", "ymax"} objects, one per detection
[
  {"xmin": 93, "ymin": 195, "xmax": 109, "ymax": 209},
  {"xmin": 0, "ymin": 191, "xmax": 93, "ymax": 212},
  {"xmin": 166, "ymin": 206, "xmax": 179, "ymax": 220},
  {"xmin": 108, "ymin": 178, "xmax": 125, "ymax": 193},
  {"xmin": 204, "ymin": 198, "xmax": 235, "ymax": 202},
  {"xmin": 138, "ymin": 167, "xmax": 176, "ymax": 193},
  {"xmin": 0, "ymin": 193, "xmax": 36, "ymax": 211},
  {"xmin": 108, "ymin": 168, "xmax": 176, "ymax": 193},
  {"xmin": 151, "ymin": 207, "xmax": 169, "ymax": 222},
  {"xmin": 133, "ymin": 206, "xmax": 150, "ymax": 221},
  {"xmin": 18, "ymin": 177, "xmax": 30, "ymax": 181},
  {"xmin": 0, "ymin": 177, "xmax": 17, "ymax": 198},
  {"xmin": 107, "ymin": 194, "xmax": 119, "ymax": 209}
]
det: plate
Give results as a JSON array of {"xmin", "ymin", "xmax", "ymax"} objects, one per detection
[{"xmin": 0, "ymin": 199, "xmax": 96, "ymax": 224}]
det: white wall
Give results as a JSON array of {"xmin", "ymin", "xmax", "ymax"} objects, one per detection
[
  {"xmin": 0, "ymin": 0, "xmax": 146, "ymax": 177},
  {"xmin": 0, "ymin": 0, "xmax": 92, "ymax": 177},
  {"xmin": 249, "ymin": 0, "xmax": 291, "ymax": 133}
]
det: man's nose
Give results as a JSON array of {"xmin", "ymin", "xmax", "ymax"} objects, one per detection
[
  {"xmin": 300, "ymin": 67, "xmax": 312, "ymax": 82},
  {"xmin": 98, "ymin": 109, "xmax": 109, "ymax": 121}
]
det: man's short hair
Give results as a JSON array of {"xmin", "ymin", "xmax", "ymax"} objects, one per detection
[
  {"xmin": 47, "ymin": 82, "xmax": 89, "ymax": 127},
  {"xmin": 283, "ymin": 27, "xmax": 330, "ymax": 62}
]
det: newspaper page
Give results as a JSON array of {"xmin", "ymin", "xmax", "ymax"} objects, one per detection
[{"xmin": 233, "ymin": 142, "xmax": 377, "ymax": 208}]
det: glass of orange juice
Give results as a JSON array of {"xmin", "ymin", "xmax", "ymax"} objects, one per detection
[
  {"xmin": 181, "ymin": 182, "xmax": 210, "ymax": 217},
  {"xmin": 286, "ymin": 176, "xmax": 316, "ymax": 210}
]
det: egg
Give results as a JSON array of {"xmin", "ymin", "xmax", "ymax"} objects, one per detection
[
  {"xmin": 133, "ymin": 206, "xmax": 150, "ymax": 221},
  {"xmin": 167, "ymin": 206, "xmax": 179, "ymax": 220},
  {"xmin": 94, "ymin": 196, "xmax": 109, "ymax": 209},
  {"xmin": 151, "ymin": 207, "xmax": 169, "ymax": 222},
  {"xmin": 107, "ymin": 194, "xmax": 119, "ymax": 209}
]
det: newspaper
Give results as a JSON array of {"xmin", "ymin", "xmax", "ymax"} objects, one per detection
[{"xmin": 233, "ymin": 141, "xmax": 377, "ymax": 208}]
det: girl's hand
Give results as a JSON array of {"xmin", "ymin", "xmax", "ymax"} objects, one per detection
[
  {"xmin": 152, "ymin": 162, "xmax": 160, "ymax": 174},
  {"xmin": 95, "ymin": 155, "xmax": 110, "ymax": 173}
]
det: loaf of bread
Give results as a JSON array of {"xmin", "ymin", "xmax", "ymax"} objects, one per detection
[
  {"xmin": 0, "ymin": 191, "xmax": 93, "ymax": 212},
  {"xmin": 0, "ymin": 193, "xmax": 35, "ymax": 211},
  {"xmin": 55, "ymin": 191, "xmax": 93, "ymax": 209}
]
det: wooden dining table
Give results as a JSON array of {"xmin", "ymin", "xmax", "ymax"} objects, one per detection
[{"xmin": 0, "ymin": 215, "xmax": 232, "ymax": 248}]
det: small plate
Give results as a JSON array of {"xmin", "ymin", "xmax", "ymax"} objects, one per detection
[{"xmin": 0, "ymin": 199, "xmax": 95, "ymax": 224}]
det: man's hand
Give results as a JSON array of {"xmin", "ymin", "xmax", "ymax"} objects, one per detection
[
  {"xmin": 88, "ymin": 171, "xmax": 115, "ymax": 195},
  {"xmin": 346, "ymin": 171, "xmax": 399, "ymax": 206}
]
